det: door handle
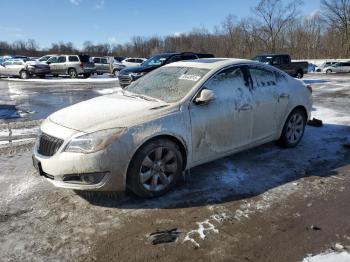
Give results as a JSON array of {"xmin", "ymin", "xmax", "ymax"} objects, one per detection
[
  {"xmin": 279, "ymin": 93, "xmax": 289, "ymax": 98},
  {"xmin": 239, "ymin": 104, "xmax": 252, "ymax": 111}
]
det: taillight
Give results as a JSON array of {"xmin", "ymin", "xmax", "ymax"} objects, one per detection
[
  {"xmin": 80, "ymin": 62, "xmax": 83, "ymax": 68},
  {"xmin": 306, "ymin": 84, "xmax": 312, "ymax": 93}
]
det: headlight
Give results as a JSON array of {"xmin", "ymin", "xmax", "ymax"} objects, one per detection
[
  {"xmin": 130, "ymin": 72, "xmax": 145, "ymax": 77},
  {"xmin": 65, "ymin": 128, "xmax": 125, "ymax": 154}
]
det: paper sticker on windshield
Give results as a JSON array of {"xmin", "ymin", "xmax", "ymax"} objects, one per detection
[{"xmin": 179, "ymin": 74, "xmax": 201, "ymax": 81}]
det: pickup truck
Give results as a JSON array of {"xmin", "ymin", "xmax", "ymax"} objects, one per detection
[{"xmin": 252, "ymin": 54, "xmax": 308, "ymax": 79}]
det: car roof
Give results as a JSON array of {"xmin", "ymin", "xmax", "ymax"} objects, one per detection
[{"xmin": 165, "ymin": 58, "xmax": 260, "ymax": 69}]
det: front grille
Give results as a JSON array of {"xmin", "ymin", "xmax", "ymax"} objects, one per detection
[
  {"xmin": 118, "ymin": 74, "xmax": 132, "ymax": 85},
  {"xmin": 38, "ymin": 133, "xmax": 64, "ymax": 157}
]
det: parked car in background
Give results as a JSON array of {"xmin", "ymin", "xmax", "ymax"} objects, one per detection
[
  {"xmin": 122, "ymin": 57, "xmax": 147, "ymax": 67},
  {"xmin": 92, "ymin": 57, "xmax": 111, "ymax": 74},
  {"xmin": 32, "ymin": 58, "xmax": 312, "ymax": 197},
  {"xmin": 118, "ymin": 52, "xmax": 214, "ymax": 87},
  {"xmin": 315, "ymin": 61, "xmax": 338, "ymax": 72},
  {"xmin": 47, "ymin": 54, "xmax": 96, "ymax": 78},
  {"xmin": 324, "ymin": 62, "xmax": 350, "ymax": 74},
  {"xmin": 0, "ymin": 59, "xmax": 50, "ymax": 79},
  {"xmin": 111, "ymin": 59, "xmax": 126, "ymax": 76},
  {"xmin": 252, "ymin": 54, "xmax": 308, "ymax": 78},
  {"xmin": 37, "ymin": 54, "xmax": 57, "ymax": 63},
  {"xmin": 308, "ymin": 63, "xmax": 317, "ymax": 72},
  {"xmin": 11, "ymin": 55, "xmax": 30, "ymax": 62}
]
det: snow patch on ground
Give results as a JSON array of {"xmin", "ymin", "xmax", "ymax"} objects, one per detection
[
  {"xmin": 5, "ymin": 77, "xmax": 118, "ymax": 83},
  {"xmin": 303, "ymin": 251, "xmax": 350, "ymax": 262}
]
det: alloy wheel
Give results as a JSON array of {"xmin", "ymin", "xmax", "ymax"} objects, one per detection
[
  {"xmin": 286, "ymin": 112, "xmax": 304, "ymax": 144},
  {"xmin": 139, "ymin": 147, "xmax": 177, "ymax": 192}
]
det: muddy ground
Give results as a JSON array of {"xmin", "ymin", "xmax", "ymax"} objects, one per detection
[{"xmin": 0, "ymin": 74, "xmax": 350, "ymax": 262}]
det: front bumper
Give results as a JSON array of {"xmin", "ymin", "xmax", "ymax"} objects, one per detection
[{"xmin": 32, "ymin": 120, "xmax": 130, "ymax": 191}]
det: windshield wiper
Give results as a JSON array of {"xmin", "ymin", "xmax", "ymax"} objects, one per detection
[{"xmin": 119, "ymin": 90, "xmax": 162, "ymax": 103}]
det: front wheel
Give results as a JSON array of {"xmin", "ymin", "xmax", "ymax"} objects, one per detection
[
  {"xmin": 278, "ymin": 109, "xmax": 306, "ymax": 148},
  {"xmin": 20, "ymin": 70, "xmax": 29, "ymax": 79},
  {"xmin": 127, "ymin": 139, "xmax": 183, "ymax": 198},
  {"xmin": 326, "ymin": 69, "xmax": 332, "ymax": 74}
]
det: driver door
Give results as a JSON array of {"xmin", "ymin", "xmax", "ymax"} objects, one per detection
[{"xmin": 189, "ymin": 66, "xmax": 254, "ymax": 163}]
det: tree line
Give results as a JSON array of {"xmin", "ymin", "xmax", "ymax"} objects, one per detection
[{"xmin": 0, "ymin": 0, "xmax": 349, "ymax": 59}]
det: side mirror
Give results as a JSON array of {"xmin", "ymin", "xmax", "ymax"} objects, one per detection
[
  {"xmin": 47, "ymin": 61, "xmax": 51, "ymax": 65},
  {"xmin": 194, "ymin": 89, "xmax": 215, "ymax": 105}
]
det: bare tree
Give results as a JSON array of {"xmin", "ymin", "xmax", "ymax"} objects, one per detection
[
  {"xmin": 253, "ymin": 0, "xmax": 302, "ymax": 52},
  {"xmin": 321, "ymin": 0, "xmax": 350, "ymax": 56}
]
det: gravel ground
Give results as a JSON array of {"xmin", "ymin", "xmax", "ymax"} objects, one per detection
[{"xmin": 0, "ymin": 73, "xmax": 350, "ymax": 262}]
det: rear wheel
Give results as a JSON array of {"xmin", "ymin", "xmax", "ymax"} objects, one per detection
[
  {"xmin": 278, "ymin": 109, "xmax": 306, "ymax": 148},
  {"xmin": 20, "ymin": 70, "xmax": 29, "ymax": 79},
  {"xmin": 127, "ymin": 139, "xmax": 183, "ymax": 198},
  {"xmin": 68, "ymin": 68, "xmax": 77, "ymax": 78},
  {"xmin": 326, "ymin": 69, "xmax": 332, "ymax": 74}
]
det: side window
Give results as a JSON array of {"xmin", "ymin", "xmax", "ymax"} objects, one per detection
[
  {"xmin": 249, "ymin": 67, "xmax": 277, "ymax": 87},
  {"xmin": 68, "ymin": 56, "xmax": 79, "ymax": 62},
  {"xmin": 48, "ymin": 57, "xmax": 58, "ymax": 63},
  {"xmin": 101, "ymin": 58, "xmax": 108, "ymax": 64},
  {"xmin": 272, "ymin": 57, "xmax": 282, "ymax": 65},
  {"xmin": 93, "ymin": 57, "xmax": 101, "ymax": 63},
  {"xmin": 181, "ymin": 54, "xmax": 197, "ymax": 60},
  {"xmin": 282, "ymin": 56, "xmax": 289, "ymax": 64},
  {"xmin": 167, "ymin": 55, "xmax": 183, "ymax": 64},
  {"xmin": 343, "ymin": 63, "xmax": 350, "ymax": 66},
  {"xmin": 57, "ymin": 56, "xmax": 66, "ymax": 63},
  {"xmin": 205, "ymin": 67, "xmax": 248, "ymax": 96}
]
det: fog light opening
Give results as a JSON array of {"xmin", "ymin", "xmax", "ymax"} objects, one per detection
[{"xmin": 63, "ymin": 172, "xmax": 108, "ymax": 185}]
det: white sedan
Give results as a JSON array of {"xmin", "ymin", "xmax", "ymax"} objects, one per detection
[
  {"xmin": 121, "ymin": 57, "xmax": 147, "ymax": 67},
  {"xmin": 32, "ymin": 58, "xmax": 312, "ymax": 197}
]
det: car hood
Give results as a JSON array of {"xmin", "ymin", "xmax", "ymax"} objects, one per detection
[{"xmin": 49, "ymin": 93, "xmax": 171, "ymax": 133}]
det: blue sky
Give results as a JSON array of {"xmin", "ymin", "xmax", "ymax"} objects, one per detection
[{"xmin": 0, "ymin": 0, "xmax": 320, "ymax": 49}]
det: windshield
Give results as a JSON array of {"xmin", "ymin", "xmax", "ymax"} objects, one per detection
[
  {"xmin": 126, "ymin": 66, "xmax": 210, "ymax": 103},
  {"xmin": 142, "ymin": 54, "xmax": 171, "ymax": 67},
  {"xmin": 252, "ymin": 56, "xmax": 272, "ymax": 64}
]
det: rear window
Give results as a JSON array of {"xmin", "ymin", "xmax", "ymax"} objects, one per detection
[{"xmin": 79, "ymin": 55, "xmax": 91, "ymax": 62}]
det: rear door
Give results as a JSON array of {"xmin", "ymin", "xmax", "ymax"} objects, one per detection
[{"xmin": 248, "ymin": 66, "xmax": 288, "ymax": 142}]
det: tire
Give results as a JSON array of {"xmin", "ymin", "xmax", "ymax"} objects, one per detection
[
  {"xmin": 20, "ymin": 70, "xmax": 29, "ymax": 79},
  {"xmin": 296, "ymin": 70, "xmax": 303, "ymax": 79},
  {"xmin": 278, "ymin": 108, "xmax": 306, "ymax": 148},
  {"xmin": 113, "ymin": 69, "xmax": 119, "ymax": 77},
  {"xmin": 38, "ymin": 74, "xmax": 46, "ymax": 79},
  {"xmin": 326, "ymin": 69, "xmax": 332, "ymax": 74},
  {"xmin": 83, "ymin": 73, "xmax": 91, "ymax": 78},
  {"xmin": 53, "ymin": 74, "xmax": 59, "ymax": 77},
  {"xmin": 68, "ymin": 68, "xmax": 77, "ymax": 78},
  {"xmin": 127, "ymin": 139, "xmax": 183, "ymax": 198}
]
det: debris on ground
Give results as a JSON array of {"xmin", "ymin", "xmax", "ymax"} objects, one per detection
[
  {"xmin": 309, "ymin": 225, "xmax": 322, "ymax": 231},
  {"xmin": 333, "ymin": 243, "xmax": 345, "ymax": 251},
  {"xmin": 308, "ymin": 118, "xmax": 323, "ymax": 127},
  {"xmin": 149, "ymin": 228, "xmax": 180, "ymax": 245}
]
